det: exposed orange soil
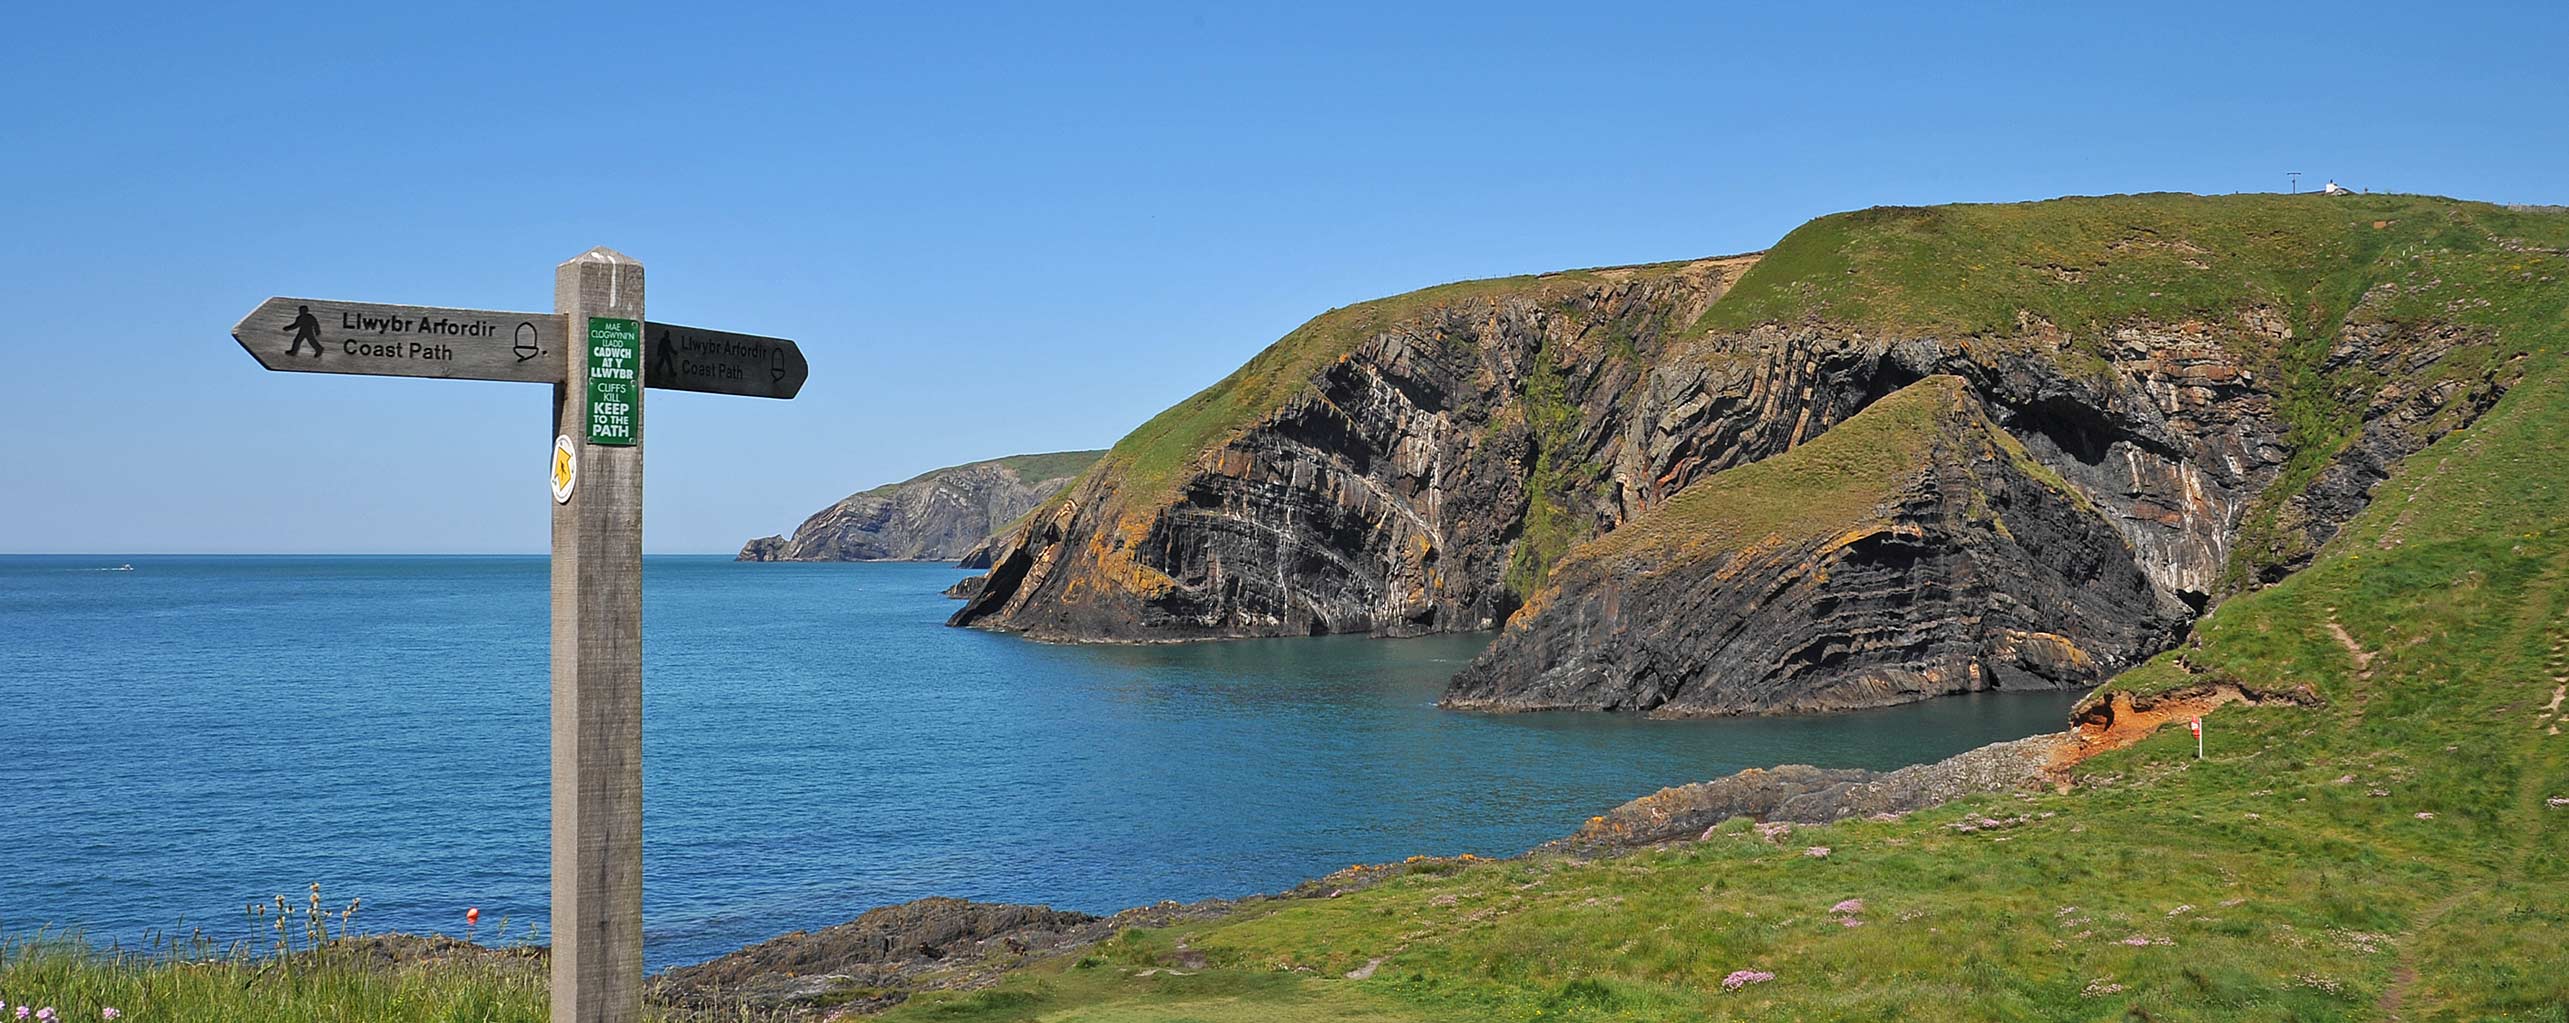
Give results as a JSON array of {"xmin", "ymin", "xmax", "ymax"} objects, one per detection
[{"xmin": 2044, "ymin": 682, "xmax": 2321, "ymax": 780}]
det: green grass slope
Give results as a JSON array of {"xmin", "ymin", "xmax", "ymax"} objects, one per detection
[
  {"xmin": 1704, "ymin": 193, "xmax": 2569, "ymax": 590},
  {"xmin": 1542, "ymin": 373, "xmax": 2085, "ymax": 590},
  {"xmin": 878, "ymin": 200, "xmax": 2569, "ymax": 1020},
  {"xmin": 983, "ymin": 450, "xmax": 1109, "ymax": 485},
  {"xmin": 0, "ymin": 934, "xmax": 560, "ymax": 1023},
  {"xmin": 861, "ymin": 450, "xmax": 1105, "ymax": 496},
  {"xmin": 1698, "ymin": 193, "xmax": 2563, "ymax": 343}
]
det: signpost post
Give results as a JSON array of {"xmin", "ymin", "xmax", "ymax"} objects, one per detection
[{"xmin": 229, "ymin": 247, "xmax": 806, "ymax": 1023}]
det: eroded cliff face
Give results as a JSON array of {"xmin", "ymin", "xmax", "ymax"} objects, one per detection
[
  {"xmin": 952, "ymin": 197, "xmax": 2528, "ymax": 715},
  {"xmin": 1443, "ymin": 377, "xmax": 2191, "ymax": 716},
  {"xmin": 958, "ymin": 303, "xmax": 2507, "ymax": 646},
  {"xmin": 1451, "ymin": 310, "xmax": 2514, "ymax": 714},
  {"xmin": 951, "ymin": 258, "xmax": 1759, "ymax": 639},
  {"xmin": 740, "ymin": 452, "xmax": 1101, "ymax": 563},
  {"xmin": 1608, "ymin": 322, "xmax": 2281, "ymax": 608}
]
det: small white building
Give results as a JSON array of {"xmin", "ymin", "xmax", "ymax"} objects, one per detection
[{"xmin": 2321, "ymin": 180, "xmax": 2354, "ymax": 196}]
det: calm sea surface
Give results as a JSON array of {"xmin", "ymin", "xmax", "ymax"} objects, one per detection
[{"xmin": 0, "ymin": 555, "xmax": 2078, "ymax": 968}]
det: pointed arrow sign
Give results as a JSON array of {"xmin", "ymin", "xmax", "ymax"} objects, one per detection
[
  {"xmin": 231, "ymin": 297, "xmax": 568, "ymax": 384},
  {"xmin": 641, "ymin": 321, "xmax": 808, "ymax": 399},
  {"xmin": 226, "ymin": 251, "xmax": 811, "ymax": 1023}
]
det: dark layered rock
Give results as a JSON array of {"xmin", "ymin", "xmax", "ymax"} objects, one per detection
[
  {"xmin": 954, "ymin": 534, "xmax": 1005, "ymax": 570},
  {"xmin": 651, "ymin": 869, "xmax": 1422, "ymax": 1018},
  {"xmin": 739, "ymin": 452, "xmax": 1101, "ymax": 563},
  {"xmin": 1445, "ymin": 377, "xmax": 2192, "ymax": 716},
  {"xmin": 960, "ymin": 302, "xmax": 2510, "ymax": 700},
  {"xmin": 948, "ymin": 300, "xmax": 2317, "ymax": 645},
  {"xmin": 651, "ymin": 899, "xmax": 1105, "ymax": 1016},
  {"xmin": 952, "ymin": 199, "xmax": 2529, "ymax": 721},
  {"xmin": 952, "ymin": 257, "xmax": 1761, "ymax": 639},
  {"xmin": 1615, "ymin": 316, "xmax": 2294, "ymax": 610}
]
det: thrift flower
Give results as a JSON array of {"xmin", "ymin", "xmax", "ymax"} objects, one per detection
[
  {"xmin": 102, "ymin": 1012, "xmax": 122, "ymax": 1022},
  {"xmin": 1830, "ymin": 899, "xmax": 1865, "ymax": 914},
  {"xmin": 1721, "ymin": 969, "xmax": 1775, "ymax": 990},
  {"xmin": 1803, "ymin": 846, "xmax": 1832, "ymax": 858}
]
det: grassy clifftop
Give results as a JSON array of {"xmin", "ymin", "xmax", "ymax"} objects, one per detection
[
  {"xmin": 882, "ymin": 196, "xmax": 2569, "ymax": 1019},
  {"xmin": 862, "ymin": 450, "xmax": 1103, "ymax": 495},
  {"xmin": 980, "ymin": 450, "xmax": 1108, "ymax": 485},
  {"xmin": 1041, "ymin": 194, "xmax": 2566, "ymax": 598},
  {"xmin": 1700, "ymin": 193, "xmax": 2569, "ymax": 342},
  {"xmin": 1089, "ymin": 258, "xmax": 1731, "ymax": 514},
  {"xmin": 1706, "ymin": 195, "xmax": 2567, "ymax": 594},
  {"xmin": 887, "ymin": 348, "xmax": 2569, "ymax": 1023}
]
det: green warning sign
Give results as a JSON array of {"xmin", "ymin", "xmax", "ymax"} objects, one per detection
[{"xmin": 585, "ymin": 317, "xmax": 640, "ymax": 446}]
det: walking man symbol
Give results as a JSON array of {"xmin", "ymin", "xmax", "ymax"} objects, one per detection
[
  {"xmin": 283, "ymin": 305, "xmax": 325, "ymax": 358},
  {"xmin": 651, "ymin": 330, "xmax": 677, "ymax": 381}
]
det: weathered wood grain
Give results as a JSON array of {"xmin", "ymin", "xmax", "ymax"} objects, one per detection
[
  {"xmin": 549, "ymin": 248, "xmax": 646, "ymax": 1023},
  {"xmin": 231, "ymin": 297, "xmax": 565, "ymax": 384}
]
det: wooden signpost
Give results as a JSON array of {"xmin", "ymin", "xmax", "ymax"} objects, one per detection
[{"xmin": 229, "ymin": 248, "xmax": 805, "ymax": 1023}]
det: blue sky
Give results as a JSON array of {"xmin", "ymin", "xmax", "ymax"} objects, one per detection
[{"xmin": 2, "ymin": 2, "xmax": 2562, "ymax": 553}]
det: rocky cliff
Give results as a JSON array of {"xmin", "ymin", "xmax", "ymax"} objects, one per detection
[
  {"xmin": 953, "ymin": 194, "xmax": 2542, "ymax": 715},
  {"xmin": 738, "ymin": 450, "xmax": 1102, "ymax": 563},
  {"xmin": 1443, "ymin": 376, "xmax": 2191, "ymax": 715},
  {"xmin": 951, "ymin": 256, "xmax": 1761, "ymax": 638}
]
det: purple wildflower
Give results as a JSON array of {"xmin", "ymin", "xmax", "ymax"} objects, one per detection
[
  {"xmin": 101, "ymin": 1012, "xmax": 122, "ymax": 1022},
  {"xmin": 1803, "ymin": 846, "xmax": 1832, "ymax": 858},
  {"xmin": 1721, "ymin": 969, "xmax": 1775, "ymax": 990},
  {"xmin": 1830, "ymin": 899, "xmax": 1865, "ymax": 914}
]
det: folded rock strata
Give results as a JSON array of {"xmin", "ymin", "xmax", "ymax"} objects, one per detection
[
  {"xmin": 1443, "ymin": 376, "xmax": 2191, "ymax": 715},
  {"xmin": 952, "ymin": 196, "xmax": 2535, "ymax": 717}
]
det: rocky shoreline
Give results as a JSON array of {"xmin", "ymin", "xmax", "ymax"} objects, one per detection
[
  {"xmin": 628, "ymin": 674, "xmax": 2309, "ymax": 1019},
  {"xmin": 347, "ymin": 673, "xmax": 2309, "ymax": 1020}
]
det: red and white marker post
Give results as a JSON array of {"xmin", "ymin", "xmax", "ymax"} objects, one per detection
[{"xmin": 2190, "ymin": 717, "xmax": 2203, "ymax": 759}]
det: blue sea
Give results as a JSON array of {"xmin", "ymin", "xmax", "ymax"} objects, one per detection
[{"xmin": 0, "ymin": 555, "xmax": 2078, "ymax": 969}]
